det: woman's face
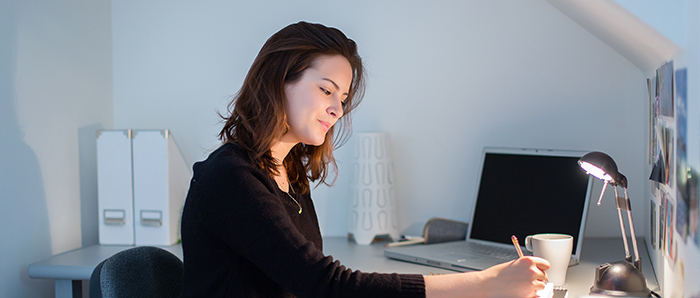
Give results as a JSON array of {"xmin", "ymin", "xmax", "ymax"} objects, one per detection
[{"xmin": 283, "ymin": 55, "xmax": 352, "ymax": 146}]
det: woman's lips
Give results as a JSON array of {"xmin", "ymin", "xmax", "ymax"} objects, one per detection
[{"xmin": 319, "ymin": 120, "xmax": 331, "ymax": 132}]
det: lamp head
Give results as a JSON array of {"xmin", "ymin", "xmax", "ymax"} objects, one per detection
[{"xmin": 578, "ymin": 151, "xmax": 627, "ymax": 188}]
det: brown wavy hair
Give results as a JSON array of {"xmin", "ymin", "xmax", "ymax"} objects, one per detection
[{"xmin": 219, "ymin": 21, "xmax": 365, "ymax": 194}]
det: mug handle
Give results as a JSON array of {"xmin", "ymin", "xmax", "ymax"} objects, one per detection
[{"xmin": 525, "ymin": 235, "xmax": 533, "ymax": 252}]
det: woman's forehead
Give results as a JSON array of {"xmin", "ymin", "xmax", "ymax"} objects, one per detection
[{"xmin": 307, "ymin": 55, "xmax": 352, "ymax": 91}]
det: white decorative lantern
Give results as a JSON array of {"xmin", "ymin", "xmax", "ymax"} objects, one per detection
[{"xmin": 348, "ymin": 132, "xmax": 400, "ymax": 245}]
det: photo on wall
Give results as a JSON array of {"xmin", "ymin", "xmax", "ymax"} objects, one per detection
[
  {"xmin": 686, "ymin": 166, "xmax": 699, "ymax": 248},
  {"xmin": 657, "ymin": 61, "xmax": 674, "ymax": 118},
  {"xmin": 648, "ymin": 78, "xmax": 655, "ymax": 164},
  {"xmin": 660, "ymin": 194, "xmax": 667, "ymax": 251},
  {"xmin": 665, "ymin": 196, "xmax": 675, "ymax": 263},
  {"xmin": 651, "ymin": 199, "xmax": 657, "ymax": 249},
  {"xmin": 689, "ymin": 196, "xmax": 700, "ymax": 247},
  {"xmin": 651, "ymin": 181, "xmax": 660, "ymax": 198},
  {"xmin": 650, "ymin": 125, "xmax": 667, "ymax": 185},
  {"xmin": 677, "ymin": 196, "xmax": 689, "ymax": 243},
  {"xmin": 675, "ymin": 68, "xmax": 689, "ymax": 243},
  {"xmin": 659, "ymin": 126, "xmax": 675, "ymax": 186},
  {"xmin": 652, "ymin": 75, "xmax": 659, "ymax": 161},
  {"xmin": 690, "ymin": 164, "xmax": 700, "ymax": 248},
  {"xmin": 692, "ymin": 168, "xmax": 700, "ymax": 247}
]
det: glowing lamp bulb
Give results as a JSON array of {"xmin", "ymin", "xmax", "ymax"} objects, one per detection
[{"xmin": 579, "ymin": 161, "xmax": 612, "ymax": 181}]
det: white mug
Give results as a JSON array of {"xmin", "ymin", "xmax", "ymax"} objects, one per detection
[{"xmin": 525, "ymin": 233, "xmax": 573, "ymax": 286}]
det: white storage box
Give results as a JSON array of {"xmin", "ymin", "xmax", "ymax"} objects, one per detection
[
  {"xmin": 97, "ymin": 130, "xmax": 135, "ymax": 245},
  {"xmin": 132, "ymin": 130, "xmax": 190, "ymax": 246},
  {"xmin": 96, "ymin": 129, "xmax": 190, "ymax": 246}
]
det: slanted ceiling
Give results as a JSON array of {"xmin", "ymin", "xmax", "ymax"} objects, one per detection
[{"xmin": 544, "ymin": 0, "xmax": 680, "ymax": 73}]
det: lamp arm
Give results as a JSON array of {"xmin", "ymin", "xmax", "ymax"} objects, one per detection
[
  {"xmin": 623, "ymin": 187, "xmax": 642, "ymax": 268},
  {"xmin": 613, "ymin": 187, "xmax": 631, "ymax": 260},
  {"xmin": 597, "ymin": 181, "xmax": 608, "ymax": 206}
]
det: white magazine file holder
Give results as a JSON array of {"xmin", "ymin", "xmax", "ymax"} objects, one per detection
[{"xmin": 97, "ymin": 129, "xmax": 190, "ymax": 246}]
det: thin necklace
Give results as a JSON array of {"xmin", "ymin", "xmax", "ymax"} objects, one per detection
[{"xmin": 285, "ymin": 184, "xmax": 302, "ymax": 214}]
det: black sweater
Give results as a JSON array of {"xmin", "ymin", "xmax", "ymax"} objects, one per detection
[{"xmin": 180, "ymin": 143, "xmax": 426, "ymax": 297}]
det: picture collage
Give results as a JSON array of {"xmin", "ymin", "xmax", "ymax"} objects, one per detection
[{"xmin": 648, "ymin": 60, "xmax": 700, "ymax": 296}]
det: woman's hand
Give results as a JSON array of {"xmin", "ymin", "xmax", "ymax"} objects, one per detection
[
  {"xmin": 478, "ymin": 257, "xmax": 550, "ymax": 298},
  {"xmin": 424, "ymin": 257, "xmax": 550, "ymax": 298}
]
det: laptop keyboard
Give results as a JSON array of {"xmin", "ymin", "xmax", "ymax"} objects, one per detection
[{"xmin": 467, "ymin": 242, "xmax": 519, "ymax": 259}]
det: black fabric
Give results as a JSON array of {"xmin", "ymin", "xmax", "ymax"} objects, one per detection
[
  {"xmin": 89, "ymin": 259, "xmax": 107, "ymax": 298},
  {"xmin": 89, "ymin": 246, "xmax": 183, "ymax": 298},
  {"xmin": 423, "ymin": 218, "xmax": 469, "ymax": 244},
  {"xmin": 180, "ymin": 142, "xmax": 426, "ymax": 298}
]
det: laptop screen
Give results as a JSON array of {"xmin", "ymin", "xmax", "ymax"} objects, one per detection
[{"xmin": 468, "ymin": 148, "xmax": 592, "ymax": 256}]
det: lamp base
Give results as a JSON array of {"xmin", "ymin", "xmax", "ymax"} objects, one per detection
[{"xmin": 589, "ymin": 260, "xmax": 652, "ymax": 297}]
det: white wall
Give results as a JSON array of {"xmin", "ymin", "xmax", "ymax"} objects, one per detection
[
  {"xmin": 0, "ymin": 0, "xmax": 113, "ymax": 296},
  {"xmin": 112, "ymin": 0, "xmax": 647, "ymax": 240}
]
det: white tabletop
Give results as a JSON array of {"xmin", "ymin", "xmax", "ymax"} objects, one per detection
[
  {"xmin": 27, "ymin": 244, "xmax": 183, "ymax": 280},
  {"xmin": 28, "ymin": 236, "xmax": 659, "ymax": 298},
  {"xmin": 328, "ymin": 237, "xmax": 659, "ymax": 298}
]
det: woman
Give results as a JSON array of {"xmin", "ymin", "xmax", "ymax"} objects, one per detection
[{"xmin": 180, "ymin": 21, "xmax": 549, "ymax": 298}]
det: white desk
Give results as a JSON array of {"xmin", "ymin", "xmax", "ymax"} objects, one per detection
[
  {"xmin": 335, "ymin": 237, "xmax": 660, "ymax": 298},
  {"xmin": 28, "ymin": 237, "xmax": 659, "ymax": 298}
]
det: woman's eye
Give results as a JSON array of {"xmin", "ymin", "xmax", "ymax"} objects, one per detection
[{"xmin": 320, "ymin": 87, "xmax": 331, "ymax": 95}]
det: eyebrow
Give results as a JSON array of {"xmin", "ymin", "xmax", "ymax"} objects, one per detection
[{"xmin": 322, "ymin": 78, "xmax": 350, "ymax": 96}]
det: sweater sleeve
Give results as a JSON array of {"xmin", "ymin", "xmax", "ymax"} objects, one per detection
[{"xmin": 189, "ymin": 152, "xmax": 426, "ymax": 298}]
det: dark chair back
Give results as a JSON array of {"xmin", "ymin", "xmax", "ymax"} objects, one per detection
[{"xmin": 89, "ymin": 246, "xmax": 183, "ymax": 298}]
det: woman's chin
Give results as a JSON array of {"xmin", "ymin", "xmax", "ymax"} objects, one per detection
[{"xmin": 303, "ymin": 138, "xmax": 325, "ymax": 147}]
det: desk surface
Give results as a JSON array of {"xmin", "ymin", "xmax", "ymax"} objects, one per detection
[
  {"xmin": 26, "ymin": 238, "xmax": 452, "ymax": 280},
  {"xmin": 27, "ymin": 244, "xmax": 184, "ymax": 281},
  {"xmin": 29, "ymin": 237, "xmax": 659, "ymax": 298},
  {"xmin": 329, "ymin": 237, "xmax": 660, "ymax": 298}
]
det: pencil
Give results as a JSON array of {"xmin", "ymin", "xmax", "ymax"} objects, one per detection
[{"xmin": 511, "ymin": 235, "xmax": 524, "ymax": 258}]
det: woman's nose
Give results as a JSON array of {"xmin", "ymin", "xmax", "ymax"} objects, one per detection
[{"xmin": 327, "ymin": 100, "xmax": 343, "ymax": 118}]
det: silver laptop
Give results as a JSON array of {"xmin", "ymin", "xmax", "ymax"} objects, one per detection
[{"xmin": 385, "ymin": 147, "xmax": 593, "ymax": 271}]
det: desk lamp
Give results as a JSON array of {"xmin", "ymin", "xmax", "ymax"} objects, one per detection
[{"xmin": 578, "ymin": 151, "xmax": 652, "ymax": 297}]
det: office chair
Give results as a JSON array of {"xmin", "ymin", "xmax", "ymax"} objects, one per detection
[{"xmin": 89, "ymin": 246, "xmax": 183, "ymax": 298}]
